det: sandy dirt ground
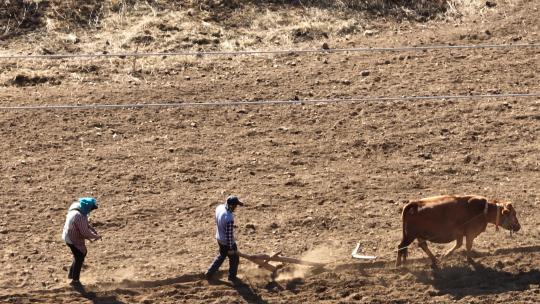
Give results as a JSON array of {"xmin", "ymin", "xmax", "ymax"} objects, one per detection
[{"xmin": 0, "ymin": 1, "xmax": 539, "ymax": 303}]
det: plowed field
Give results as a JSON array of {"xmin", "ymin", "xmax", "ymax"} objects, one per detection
[{"xmin": 1, "ymin": 0, "xmax": 539, "ymax": 303}]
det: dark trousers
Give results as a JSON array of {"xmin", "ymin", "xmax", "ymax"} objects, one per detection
[
  {"xmin": 207, "ymin": 242, "xmax": 239, "ymax": 280},
  {"xmin": 67, "ymin": 244, "xmax": 86, "ymax": 281}
]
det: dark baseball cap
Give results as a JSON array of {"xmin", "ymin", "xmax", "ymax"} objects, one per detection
[{"xmin": 226, "ymin": 195, "xmax": 244, "ymax": 206}]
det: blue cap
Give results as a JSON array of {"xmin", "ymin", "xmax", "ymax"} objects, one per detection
[
  {"xmin": 226, "ymin": 195, "xmax": 244, "ymax": 206},
  {"xmin": 79, "ymin": 197, "xmax": 98, "ymax": 215}
]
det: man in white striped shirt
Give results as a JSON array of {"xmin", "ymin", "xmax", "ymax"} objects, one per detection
[
  {"xmin": 205, "ymin": 195, "xmax": 244, "ymax": 283},
  {"xmin": 62, "ymin": 197, "xmax": 101, "ymax": 286}
]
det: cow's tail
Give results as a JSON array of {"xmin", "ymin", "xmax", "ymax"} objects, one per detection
[{"xmin": 398, "ymin": 203, "xmax": 419, "ymax": 261}]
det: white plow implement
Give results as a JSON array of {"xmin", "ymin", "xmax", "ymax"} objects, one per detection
[{"xmin": 351, "ymin": 242, "xmax": 377, "ymax": 260}]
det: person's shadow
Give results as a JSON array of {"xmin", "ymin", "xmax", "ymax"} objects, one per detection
[
  {"xmin": 411, "ymin": 260, "xmax": 540, "ymax": 300},
  {"xmin": 71, "ymin": 283, "xmax": 126, "ymax": 304},
  {"xmin": 207, "ymin": 278, "xmax": 269, "ymax": 304},
  {"xmin": 233, "ymin": 279, "xmax": 269, "ymax": 304}
]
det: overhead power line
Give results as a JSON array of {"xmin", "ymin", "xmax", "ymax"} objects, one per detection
[
  {"xmin": 0, "ymin": 43, "xmax": 539, "ymax": 60},
  {"xmin": 1, "ymin": 92, "xmax": 538, "ymax": 110}
]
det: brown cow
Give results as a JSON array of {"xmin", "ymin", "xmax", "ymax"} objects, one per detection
[{"xmin": 396, "ymin": 195, "xmax": 520, "ymax": 267}]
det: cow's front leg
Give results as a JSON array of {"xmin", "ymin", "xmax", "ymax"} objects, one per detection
[
  {"xmin": 465, "ymin": 234, "xmax": 476, "ymax": 263},
  {"xmin": 443, "ymin": 235, "xmax": 463, "ymax": 258},
  {"xmin": 417, "ymin": 238, "xmax": 438, "ymax": 268}
]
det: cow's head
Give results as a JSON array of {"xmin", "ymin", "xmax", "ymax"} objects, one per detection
[{"xmin": 499, "ymin": 202, "xmax": 520, "ymax": 232}]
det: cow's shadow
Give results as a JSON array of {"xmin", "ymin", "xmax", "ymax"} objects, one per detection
[{"xmin": 411, "ymin": 260, "xmax": 540, "ymax": 299}]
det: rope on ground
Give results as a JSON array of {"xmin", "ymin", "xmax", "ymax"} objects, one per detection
[
  {"xmin": 0, "ymin": 92, "xmax": 539, "ymax": 111},
  {"xmin": 0, "ymin": 43, "xmax": 539, "ymax": 60}
]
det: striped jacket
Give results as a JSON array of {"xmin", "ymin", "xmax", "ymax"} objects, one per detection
[{"xmin": 62, "ymin": 202, "xmax": 100, "ymax": 254}]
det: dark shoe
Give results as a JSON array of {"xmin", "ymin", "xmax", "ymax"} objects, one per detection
[
  {"xmin": 204, "ymin": 272, "xmax": 215, "ymax": 280},
  {"xmin": 69, "ymin": 280, "xmax": 82, "ymax": 287},
  {"xmin": 228, "ymin": 277, "xmax": 244, "ymax": 286}
]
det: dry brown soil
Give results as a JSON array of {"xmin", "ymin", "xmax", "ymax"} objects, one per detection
[{"xmin": 0, "ymin": 1, "xmax": 539, "ymax": 303}]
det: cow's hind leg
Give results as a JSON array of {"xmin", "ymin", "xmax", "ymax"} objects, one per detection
[
  {"xmin": 443, "ymin": 235, "xmax": 463, "ymax": 258},
  {"xmin": 417, "ymin": 238, "xmax": 438, "ymax": 268},
  {"xmin": 396, "ymin": 236, "xmax": 414, "ymax": 267}
]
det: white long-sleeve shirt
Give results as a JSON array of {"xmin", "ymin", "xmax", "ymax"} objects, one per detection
[{"xmin": 215, "ymin": 204, "xmax": 235, "ymax": 247}]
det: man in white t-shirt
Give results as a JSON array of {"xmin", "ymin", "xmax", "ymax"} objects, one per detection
[{"xmin": 205, "ymin": 195, "xmax": 244, "ymax": 283}]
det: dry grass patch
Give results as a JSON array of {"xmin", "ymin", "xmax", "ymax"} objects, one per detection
[
  {"xmin": 0, "ymin": 0, "xmax": 450, "ymax": 41},
  {"xmin": 1, "ymin": 0, "xmax": 509, "ymax": 55},
  {"xmin": 0, "ymin": 0, "xmax": 520, "ymax": 88}
]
